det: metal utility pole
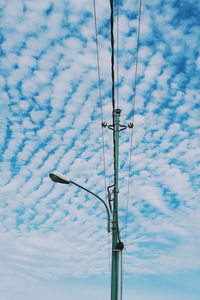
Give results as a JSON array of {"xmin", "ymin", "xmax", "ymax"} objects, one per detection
[
  {"xmin": 50, "ymin": 109, "xmax": 133, "ymax": 300},
  {"xmin": 108, "ymin": 2, "xmax": 126, "ymax": 297},
  {"xmin": 50, "ymin": 0, "xmax": 137, "ymax": 298},
  {"xmin": 111, "ymin": 108, "xmax": 123, "ymax": 300},
  {"xmin": 49, "ymin": 0, "xmax": 141, "ymax": 298},
  {"xmin": 108, "ymin": 0, "xmax": 139, "ymax": 296},
  {"xmin": 103, "ymin": 109, "xmax": 131, "ymax": 300}
]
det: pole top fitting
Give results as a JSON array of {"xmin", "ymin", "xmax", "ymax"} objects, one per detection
[{"xmin": 115, "ymin": 108, "xmax": 121, "ymax": 114}]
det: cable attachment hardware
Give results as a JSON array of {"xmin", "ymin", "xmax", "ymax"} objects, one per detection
[
  {"xmin": 108, "ymin": 125, "xmax": 114, "ymax": 131},
  {"xmin": 127, "ymin": 122, "xmax": 134, "ymax": 128},
  {"xmin": 113, "ymin": 187, "xmax": 119, "ymax": 193},
  {"xmin": 119, "ymin": 124, "xmax": 127, "ymax": 132},
  {"xmin": 107, "ymin": 185, "xmax": 114, "ymax": 213},
  {"xmin": 101, "ymin": 122, "xmax": 114, "ymax": 131},
  {"xmin": 101, "ymin": 122, "xmax": 108, "ymax": 128},
  {"xmin": 114, "ymin": 241, "xmax": 124, "ymax": 252}
]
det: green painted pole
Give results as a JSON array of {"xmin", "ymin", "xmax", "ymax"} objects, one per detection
[{"xmin": 111, "ymin": 108, "xmax": 122, "ymax": 300}]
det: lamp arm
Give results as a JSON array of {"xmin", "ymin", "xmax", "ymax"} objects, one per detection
[{"xmin": 71, "ymin": 180, "xmax": 111, "ymax": 233}]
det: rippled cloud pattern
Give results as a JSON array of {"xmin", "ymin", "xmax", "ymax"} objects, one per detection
[{"xmin": 0, "ymin": 0, "xmax": 199, "ymax": 289}]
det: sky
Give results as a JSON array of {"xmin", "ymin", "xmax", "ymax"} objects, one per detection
[{"xmin": 0, "ymin": 0, "xmax": 200, "ymax": 299}]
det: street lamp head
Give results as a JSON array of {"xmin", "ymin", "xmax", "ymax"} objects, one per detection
[{"xmin": 49, "ymin": 171, "xmax": 71, "ymax": 184}]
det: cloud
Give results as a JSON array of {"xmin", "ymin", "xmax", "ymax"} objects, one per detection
[{"xmin": 0, "ymin": 0, "xmax": 199, "ymax": 293}]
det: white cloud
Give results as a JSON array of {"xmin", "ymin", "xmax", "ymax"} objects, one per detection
[
  {"xmin": 0, "ymin": 1, "xmax": 199, "ymax": 297},
  {"xmin": 139, "ymin": 185, "xmax": 169, "ymax": 213}
]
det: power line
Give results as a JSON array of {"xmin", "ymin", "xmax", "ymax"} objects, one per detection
[
  {"xmin": 116, "ymin": 0, "xmax": 120, "ymax": 109},
  {"xmin": 131, "ymin": 0, "xmax": 142, "ymax": 125},
  {"xmin": 123, "ymin": 0, "xmax": 142, "ymax": 273},
  {"xmin": 109, "ymin": 0, "xmax": 123, "ymax": 245},
  {"xmin": 93, "ymin": 0, "xmax": 111, "ymax": 272},
  {"xmin": 109, "ymin": 0, "xmax": 116, "ymax": 119},
  {"xmin": 109, "ymin": 0, "xmax": 117, "ymax": 190},
  {"xmin": 93, "ymin": 0, "xmax": 106, "ymax": 188}
]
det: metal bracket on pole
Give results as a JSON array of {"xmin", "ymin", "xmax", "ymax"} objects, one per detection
[
  {"xmin": 107, "ymin": 185, "xmax": 114, "ymax": 213},
  {"xmin": 113, "ymin": 241, "xmax": 124, "ymax": 252},
  {"xmin": 102, "ymin": 121, "xmax": 134, "ymax": 132},
  {"xmin": 111, "ymin": 219, "xmax": 117, "ymax": 231}
]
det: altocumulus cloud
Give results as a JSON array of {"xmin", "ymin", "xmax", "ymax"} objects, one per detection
[{"xmin": 0, "ymin": 0, "xmax": 199, "ymax": 289}]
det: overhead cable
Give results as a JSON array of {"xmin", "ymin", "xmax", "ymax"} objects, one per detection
[
  {"xmin": 110, "ymin": 0, "xmax": 122, "ymax": 243},
  {"xmin": 116, "ymin": 0, "xmax": 119, "ymax": 109},
  {"xmin": 131, "ymin": 0, "xmax": 142, "ymax": 125},
  {"xmin": 109, "ymin": 0, "xmax": 115, "ymax": 120},
  {"xmin": 93, "ymin": 0, "xmax": 111, "ymax": 271},
  {"xmin": 123, "ymin": 0, "xmax": 142, "ymax": 274}
]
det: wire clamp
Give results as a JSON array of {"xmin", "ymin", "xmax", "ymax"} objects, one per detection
[
  {"xmin": 111, "ymin": 220, "xmax": 117, "ymax": 230},
  {"xmin": 127, "ymin": 122, "xmax": 134, "ymax": 128},
  {"xmin": 101, "ymin": 122, "xmax": 108, "ymax": 128},
  {"xmin": 119, "ymin": 122, "xmax": 134, "ymax": 131},
  {"xmin": 107, "ymin": 185, "xmax": 114, "ymax": 212}
]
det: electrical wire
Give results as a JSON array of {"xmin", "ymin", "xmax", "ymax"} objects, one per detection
[
  {"xmin": 123, "ymin": 0, "xmax": 142, "ymax": 273},
  {"xmin": 109, "ymin": 0, "xmax": 116, "ymax": 190},
  {"xmin": 130, "ymin": 0, "xmax": 142, "ymax": 126},
  {"xmin": 109, "ymin": 0, "xmax": 122, "ymax": 244},
  {"xmin": 109, "ymin": 0, "xmax": 116, "ymax": 120},
  {"xmin": 116, "ymin": 0, "xmax": 119, "ymax": 109},
  {"xmin": 93, "ymin": 0, "xmax": 111, "ymax": 272}
]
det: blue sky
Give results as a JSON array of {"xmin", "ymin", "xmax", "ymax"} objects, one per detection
[{"xmin": 0, "ymin": 0, "xmax": 200, "ymax": 299}]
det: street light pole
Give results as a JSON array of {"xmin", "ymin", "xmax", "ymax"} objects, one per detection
[
  {"xmin": 49, "ymin": 171, "xmax": 111, "ymax": 233},
  {"xmin": 70, "ymin": 180, "xmax": 111, "ymax": 233},
  {"xmin": 49, "ymin": 105, "xmax": 130, "ymax": 300}
]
